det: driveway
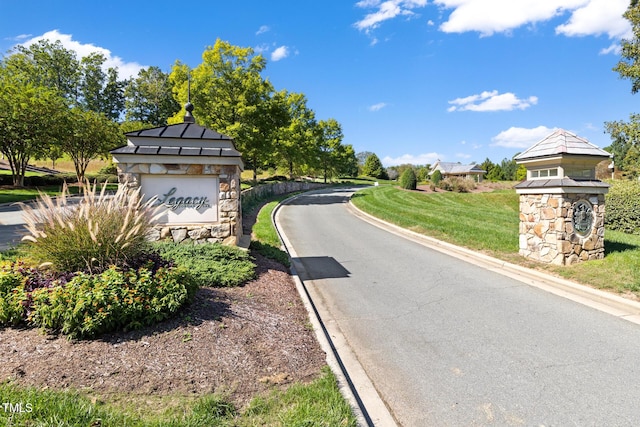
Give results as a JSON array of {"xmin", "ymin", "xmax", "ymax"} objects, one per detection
[{"xmin": 275, "ymin": 187, "xmax": 640, "ymax": 426}]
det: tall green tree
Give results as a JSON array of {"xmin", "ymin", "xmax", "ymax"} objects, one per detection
[
  {"xmin": 313, "ymin": 119, "xmax": 349, "ymax": 183},
  {"xmin": 276, "ymin": 91, "xmax": 316, "ymax": 179},
  {"xmin": 99, "ymin": 68, "xmax": 126, "ymax": 120},
  {"xmin": 170, "ymin": 39, "xmax": 274, "ymax": 180},
  {"xmin": 79, "ymin": 53, "xmax": 107, "ymax": 112},
  {"xmin": 0, "ymin": 66, "xmax": 68, "ymax": 186},
  {"xmin": 59, "ymin": 108, "xmax": 125, "ymax": 182},
  {"xmin": 125, "ymin": 66, "xmax": 178, "ymax": 126},
  {"xmin": 6, "ymin": 39, "xmax": 81, "ymax": 102},
  {"xmin": 362, "ymin": 153, "xmax": 386, "ymax": 179}
]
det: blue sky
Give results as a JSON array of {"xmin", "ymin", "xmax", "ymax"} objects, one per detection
[{"xmin": 0, "ymin": 0, "xmax": 636, "ymax": 166}]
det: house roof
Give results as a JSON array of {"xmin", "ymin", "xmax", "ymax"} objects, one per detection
[
  {"xmin": 432, "ymin": 162, "xmax": 485, "ymax": 174},
  {"xmin": 515, "ymin": 129, "xmax": 610, "ymax": 161}
]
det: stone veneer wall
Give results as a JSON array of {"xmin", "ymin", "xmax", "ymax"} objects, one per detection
[
  {"xmin": 519, "ymin": 193, "xmax": 606, "ymax": 265},
  {"xmin": 240, "ymin": 181, "xmax": 328, "ymax": 209},
  {"xmin": 117, "ymin": 162, "xmax": 241, "ymax": 245}
]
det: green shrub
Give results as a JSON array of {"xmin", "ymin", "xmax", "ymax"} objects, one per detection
[
  {"xmin": 431, "ymin": 169, "xmax": 442, "ymax": 185},
  {"xmin": 0, "ymin": 268, "xmax": 26, "ymax": 325},
  {"xmin": 399, "ymin": 168, "xmax": 417, "ymax": 190},
  {"xmin": 0, "ymin": 262, "xmax": 197, "ymax": 339},
  {"xmin": 20, "ymin": 182, "xmax": 163, "ymax": 273},
  {"xmin": 438, "ymin": 176, "xmax": 476, "ymax": 193},
  {"xmin": 606, "ymin": 180, "xmax": 640, "ymax": 234},
  {"xmin": 153, "ymin": 242, "xmax": 256, "ymax": 287},
  {"xmin": 98, "ymin": 162, "xmax": 118, "ymax": 175}
]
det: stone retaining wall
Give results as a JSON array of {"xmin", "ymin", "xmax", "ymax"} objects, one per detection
[
  {"xmin": 241, "ymin": 181, "xmax": 328, "ymax": 209},
  {"xmin": 519, "ymin": 193, "xmax": 606, "ymax": 265}
]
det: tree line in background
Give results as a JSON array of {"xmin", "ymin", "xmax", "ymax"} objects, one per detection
[
  {"xmin": 0, "ymin": 38, "xmax": 357, "ymax": 187},
  {"xmin": 357, "ymin": 151, "xmax": 527, "ymax": 183}
]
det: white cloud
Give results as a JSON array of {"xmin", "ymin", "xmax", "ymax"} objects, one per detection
[
  {"xmin": 456, "ymin": 152, "xmax": 472, "ymax": 159},
  {"xmin": 382, "ymin": 152, "xmax": 440, "ymax": 166},
  {"xmin": 271, "ymin": 46, "xmax": 289, "ymax": 62},
  {"xmin": 368, "ymin": 102, "xmax": 388, "ymax": 111},
  {"xmin": 434, "ymin": 0, "xmax": 629, "ymax": 39},
  {"xmin": 5, "ymin": 33, "xmax": 32, "ymax": 42},
  {"xmin": 256, "ymin": 25, "xmax": 270, "ymax": 35},
  {"xmin": 555, "ymin": 0, "xmax": 631, "ymax": 39},
  {"xmin": 599, "ymin": 43, "xmax": 621, "ymax": 55},
  {"xmin": 491, "ymin": 125, "xmax": 558, "ymax": 148},
  {"xmin": 354, "ymin": 0, "xmax": 428, "ymax": 33},
  {"xmin": 19, "ymin": 30, "xmax": 144, "ymax": 79},
  {"xmin": 448, "ymin": 90, "xmax": 538, "ymax": 112}
]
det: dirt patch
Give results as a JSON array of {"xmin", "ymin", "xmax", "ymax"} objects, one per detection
[{"xmin": 0, "ymin": 253, "xmax": 326, "ymax": 407}]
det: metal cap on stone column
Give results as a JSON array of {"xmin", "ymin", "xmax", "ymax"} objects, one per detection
[{"xmin": 514, "ymin": 129, "xmax": 611, "ymax": 265}]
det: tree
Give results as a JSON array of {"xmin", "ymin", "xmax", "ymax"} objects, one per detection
[
  {"xmin": 608, "ymin": 1, "xmax": 640, "ymax": 175},
  {"xmin": 479, "ymin": 157, "xmax": 495, "ymax": 180},
  {"xmin": 614, "ymin": 0, "xmax": 640, "ymax": 93},
  {"xmin": 60, "ymin": 108, "xmax": 126, "ymax": 182},
  {"xmin": 100, "ymin": 68, "xmax": 126, "ymax": 120},
  {"xmin": 431, "ymin": 169, "xmax": 442, "ymax": 185},
  {"xmin": 170, "ymin": 40, "xmax": 273, "ymax": 180},
  {"xmin": 605, "ymin": 114, "xmax": 640, "ymax": 173},
  {"xmin": 275, "ymin": 91, "xmax": 316, "ymax": 179},
  {"xmin": 356, "ymin": 151, "xmax": 376, "ymax": 175},
  {"xmin": 500, "ymin": 157, "xmax": 518, "ymax": 181},
  {"xmin": 362, "ymin": 153, "xmax": 386, "ymax": 179},
  {"xmin": 79, "ymin": 53, "xmax": 107, "ymax": 112},
  {"xmin": 487, "ymin": 164, "xmax": 505, "ymax": 181},
  {"xmin": 125, "ymin": 66, "xmax": 179, "ymax": 126},
  {"xmin": 313, "ymin": 119, "xmax": 345, "ymax": 183},
  {"xmin": 400, "ymin": 168, "xmax": 417, "ymax": 190},
  {"xmin": 0, "ymin": 67, "xmax": 68, "ymax": 186},
  {"xmin": 7, "ymin": 39, "xmax": 81, "ymax": 103}
]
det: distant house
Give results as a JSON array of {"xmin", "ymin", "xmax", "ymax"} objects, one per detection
[{"xmin": 429, "ymin": 161, "xmax": 485, "ymax": 182}]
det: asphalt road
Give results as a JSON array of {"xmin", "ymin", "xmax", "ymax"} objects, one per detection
[
  {"xmin": 0, "ymin": 203, "xmax": 29, "ymax": 250},
  {"xmin": 276, "ymin": 187, "xmax": 640, "ymax": 426}
]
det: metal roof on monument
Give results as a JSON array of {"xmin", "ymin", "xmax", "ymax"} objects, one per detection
[
  {"xmin": 515, "ymin": 129, "xmax": 610, "ymax": 161},
  {"xmin": 124, "ymin": 122, "xmax": 233, "ymax": 141}
]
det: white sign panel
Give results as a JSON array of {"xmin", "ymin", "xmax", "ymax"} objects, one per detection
[{"xmin": 140, "ymin": 175, "xmax": 218, "ymax": 224}]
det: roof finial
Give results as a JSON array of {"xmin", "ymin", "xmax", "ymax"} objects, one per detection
[{"xmin": 184, "ymin": 73, "xmax": 195, "ymax": 124}]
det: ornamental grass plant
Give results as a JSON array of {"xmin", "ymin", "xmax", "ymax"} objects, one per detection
[{"xmin": 19, "ymin": 182, "xmax": 164, "ymax": 274}]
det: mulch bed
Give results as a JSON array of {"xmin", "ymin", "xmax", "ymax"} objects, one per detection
[{"xmin": 0, "ymin": 253, "xmax": 327, "ymax": 407}]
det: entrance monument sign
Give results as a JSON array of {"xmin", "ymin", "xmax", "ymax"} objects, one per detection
[
  {"xmin": 111, "ymin": 104, "xmax": 244, "ymax": 245},
  {"xmin": 515, "ymin": 129, "xmax": 611, "ymax": 265}
]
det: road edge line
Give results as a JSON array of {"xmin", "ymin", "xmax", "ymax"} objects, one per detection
[{"xmin": 272, "ymin": 193, "xmax": 398, "ymax": 427}]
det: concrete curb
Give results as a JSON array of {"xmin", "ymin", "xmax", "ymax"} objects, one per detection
[
  {"xmin": 272, "ymin": 193, "xmax": 398, "ymax": 427},
  {"xmin": 347, "ymin": 201, "xmax": 640, "ymax": 326}
]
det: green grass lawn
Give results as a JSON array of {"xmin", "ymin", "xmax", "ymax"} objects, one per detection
[
  {"xmin": 0, "ymin": 184, "xmax": 118, "ymax": 204},
  {"xmin": 0, "ymin": 186, "xmax": 73, "ymax": 204},
  {"xmin": 352, "ymin": 185, "xmax": 640, "ymax": 296},
  {"xmin": 0, "ymin": 169, "xmax": 44, "ymax": 177},
  {"xmin": 0, "ymin": 366, "xmax": 355, "ymax": 426}
]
